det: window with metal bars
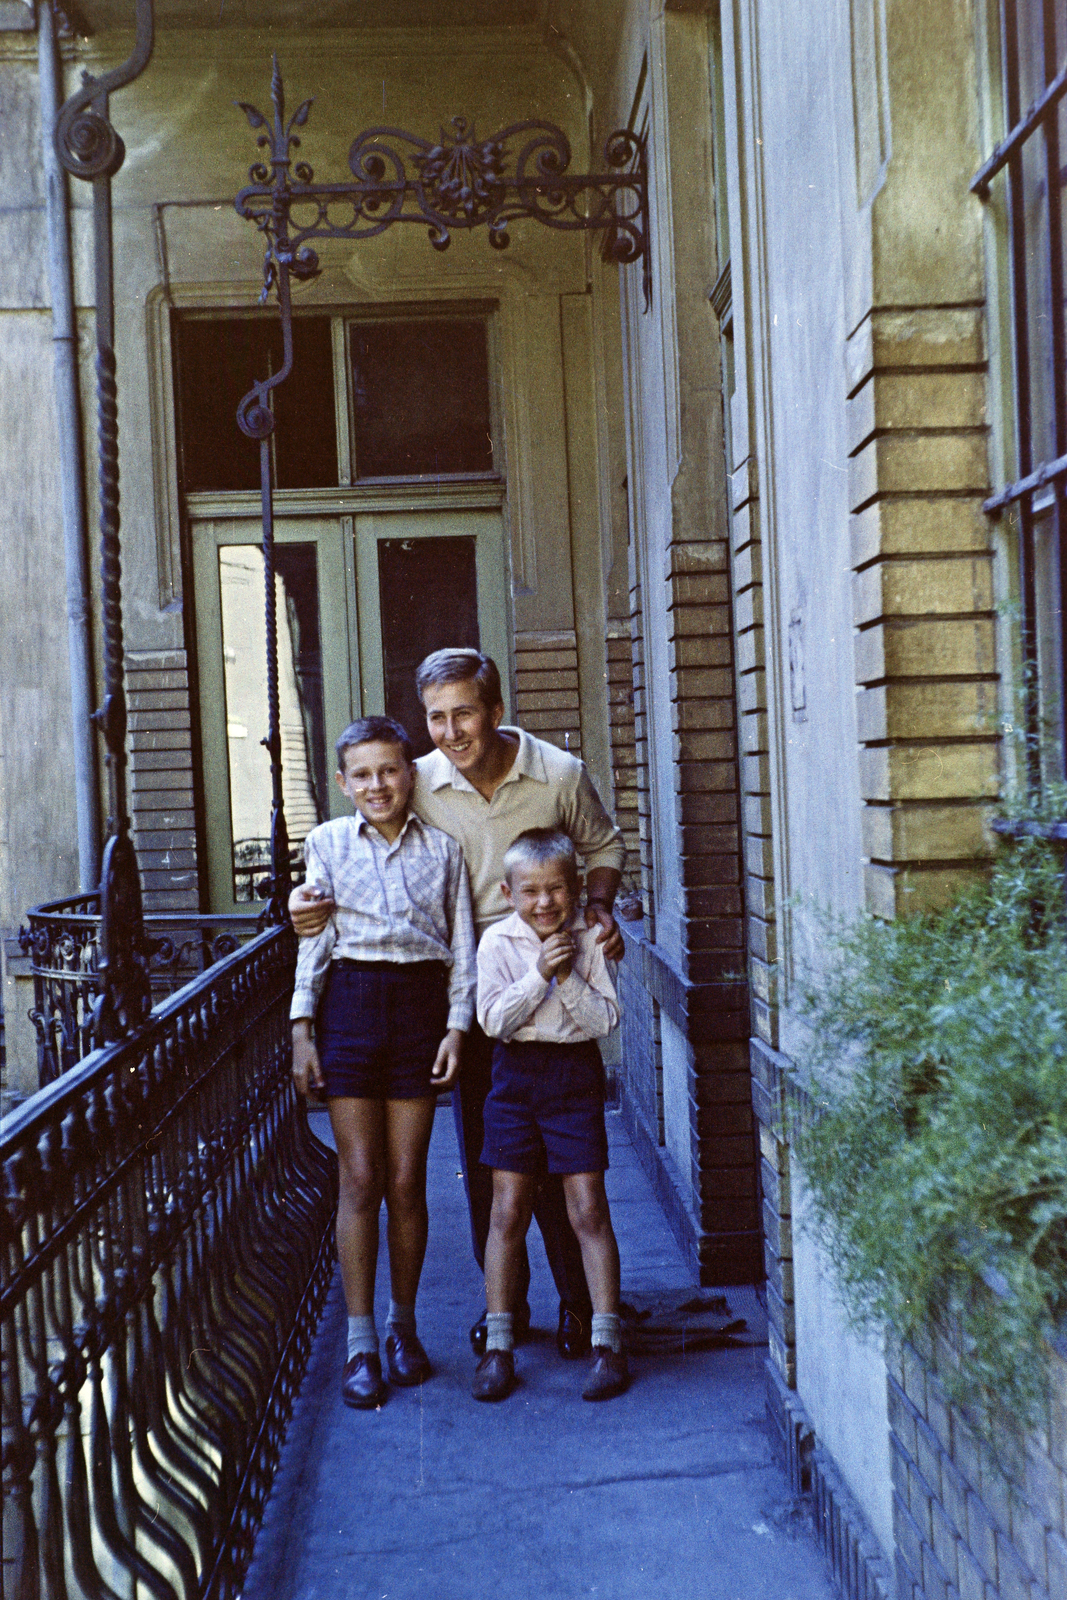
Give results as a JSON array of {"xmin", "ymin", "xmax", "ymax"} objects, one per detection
[{"xmin": 973, "ymin": 0, "xmax": 1067, "ymax": 799}]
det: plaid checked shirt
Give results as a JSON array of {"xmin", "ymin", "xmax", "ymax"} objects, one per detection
[{"xmin": 290, "ymin": 809, "xmax": 476, "ymax": 1030}]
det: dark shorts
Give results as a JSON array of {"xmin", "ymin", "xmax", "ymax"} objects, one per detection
[
  {"xmin": 316, "ymin": 959, "xmax": 448, "ymax": 1100},
  {"xmin": 480, "ymin": 1039, "xmax": 609, "ymax": 1176}
]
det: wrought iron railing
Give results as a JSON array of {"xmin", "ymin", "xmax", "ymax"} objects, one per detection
[
  {"xmin": 18, "ymin": 897, "xmax": 264, "ymax": 1087},
  {"xmin": 1, "ymin": 923, "xmax": 338, "ymax": 1600}
]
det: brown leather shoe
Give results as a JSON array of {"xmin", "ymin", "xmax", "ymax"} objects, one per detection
[
  {"xmin": 471, "ymin": 1349, "xmax": 515, "ymax": 1402},
  {"xmin": 385, "ymin": 1328, "xmax": 432, "ymax": 1387},
  {"xmin": 582, "ymin": 1345, "xmax": 629, "ymax": 1401},
  {"xmin": 341, "ymin": 1351, "xmax": 386, "ymax": 1409}
]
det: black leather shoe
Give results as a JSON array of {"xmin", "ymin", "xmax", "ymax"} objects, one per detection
[
  {"xmin": 385, "ymin": 1328, "xmax": 432, "ymax": 1387},
  {"xmin": 557, "ymin": 1302, "xmax": 592, "ymax": 1360},
  {"xmin": 341, "ymin": 1351, "xmax": 386, "ymax": 1409},
  {"xmin": 469, "ymin": 1302, "xmax": 532, "ymax": 1356},
  {"xmin": 471, "ymin": 1349, "xmax": 515, "ymax": 1402},
  {"xmin": 582, "ymin": 1345, "xmax": 629, "ymax": 1401}
]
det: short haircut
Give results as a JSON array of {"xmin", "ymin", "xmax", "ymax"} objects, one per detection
[
  {"xmin": 502, "ymin": 827, "xmax": 579, "ymax": 888},
  {"xmin": 335, "ymin": 715, "xmax": 413, "ymax": 771},
  {"xmin": 415, "ymin": 648, "xmax": 503, "ymax": 711}
]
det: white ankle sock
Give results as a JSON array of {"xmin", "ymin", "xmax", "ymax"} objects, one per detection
[
  {"xmin": 347, "ymin": 1314, "xmax": 378, "ymax": 1359},
  {"xmin": 485, "ymin": 1311, "xmax": 514, "ymax": 1353},
  {"xmin": 591, "ymin": 1312, "xmax": 622, "ymax": 1354},
  {"xmin": 387, "ymin": 1299, "xmax": 417, "ymax": 1333}
]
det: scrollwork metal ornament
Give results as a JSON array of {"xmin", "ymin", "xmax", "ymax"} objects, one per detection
[
  {"xmin": 53, "ymin": 0, "xmax": 156, "ymax": 1043},
  {"xmin": 235, "ymin": 59, "xmax": 649, "ymax": 301}
]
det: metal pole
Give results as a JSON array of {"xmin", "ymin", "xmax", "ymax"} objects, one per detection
[
  {"xmin": 54, "ymin": 0, "xmax": 156, "ymax": 1040},
  {"xmin": 37, "ymin": 0, "xmax": 102, "ymax": 891}
]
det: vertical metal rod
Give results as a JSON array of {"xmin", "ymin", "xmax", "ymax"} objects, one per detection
[
  {"xmin": 260, "ymin": 420, "xmax": 291, "ymax": 923},
  {"xmin": 1041, "ymin": 0, "xmax": 1067, "ymax": 772},
  {"xmin": 38, "ymin": 0, "xmax": 103, "ymax": 892},
  {"xmin": 1002, "ymin": 0, "xmax": 1041, "ymax": 790}
]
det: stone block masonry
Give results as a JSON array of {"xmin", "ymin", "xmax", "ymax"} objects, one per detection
[
  {"xmin": 127, "ymin": 649, "xmax": 200, "ymax": 911},
  {"xmin": 886, "ymin": 1330, "xmax": 1067, "ymax": 1600},
  {"xmin": 847, "ymin": 307, "xmax": 998, "ymax": 918},
  {"xmin": 513, "ymin": 629, "xmax": 582, "ymax": 758}
]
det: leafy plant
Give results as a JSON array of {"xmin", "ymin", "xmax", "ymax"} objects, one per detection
[{"xmin": 789, "ymin": 836, "xmax": 1067, "ymax": 1426}]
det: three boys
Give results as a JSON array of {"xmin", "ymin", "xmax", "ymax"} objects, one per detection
[{"xmin": 292, "ymin": 706, "xmax": 627, "ymax": 1408}]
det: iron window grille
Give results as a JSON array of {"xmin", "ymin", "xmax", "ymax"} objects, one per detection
[{"xmin": 972, "ymin": 0, "xmax": 1067, "ymax": 810}]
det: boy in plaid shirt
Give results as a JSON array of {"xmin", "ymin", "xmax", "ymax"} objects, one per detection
[{"xmin": 291, "ymin": 715, "xmax": 475, "ymax": 1409}]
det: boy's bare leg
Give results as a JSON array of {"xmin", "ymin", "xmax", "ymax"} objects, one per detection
[
  {"xmin": 561, "ymin": 1172, "xmax": 620, "ymax": 1313},
  {"xmin": 563, "ymin": 1171, "xmax": 627, "ymax": 1397},
  {"xmin": 382, "ymin": 1096, "xmax": 437, "ymax": 1305},
  {"xmin": 484, "ymin": 1171, "xmax": 538, "ymax": 1312},
  {"xmin": 328, "ymin": 1097, "xmax": 387, "ymax": 1315}
]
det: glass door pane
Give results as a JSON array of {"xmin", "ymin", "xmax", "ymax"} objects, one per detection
[
  {"xmin": 378, "ymin": 536, "xmax": 479, "ymax": 756},
  {"xmin": 354, "ymin": 509, "xmax": 511, "ymax": 751},
  {"xmin": 219, "ymin": 542, "xmax": 328, "ymax": 900},
  {"xmin": 193, "ymin": 518, "xmax": 354, "ymax": 912}
]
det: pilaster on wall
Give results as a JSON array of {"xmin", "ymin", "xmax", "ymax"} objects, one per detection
[
  {"xmin": 126, "ymin": 649, "xmax": 199, "ymax": 911},
  {"xmin": 628, "ymin": 568, "xmax": 655, "ymax": 929},
  {"xmin": 848, "ymin": 308, "xmax": 998, "ymax": 917},
  {"xmin": 729, "ymin": 452, "xmax": 776, "ymax": 1049},
  {"xmin": 605, "ymin": 620, "xmax": 639, "ymax": 871},
  {"xmin": 750, "ymin": 1037, "xmax": 796, "ymax": 1390},
  {"xmin": 667, "ymin": 528, "xmax": 757, "ymax": 1283}
]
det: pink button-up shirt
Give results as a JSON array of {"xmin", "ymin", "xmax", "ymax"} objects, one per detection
[{"xmin": 476, "ymin": 911, "xmax": 619, "ymax": 1043}]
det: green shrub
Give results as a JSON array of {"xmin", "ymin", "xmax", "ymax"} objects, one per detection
[{"xmin": 790, "ymin": 837, "xmax": 1067, "ymax": 1426}]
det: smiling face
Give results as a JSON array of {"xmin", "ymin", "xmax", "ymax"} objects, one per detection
[
  {"xmin": 503, "ymin": 858, "xmax": 579, "ymax": 941},
  {"xmin": 421, "ymin": 677, "xmax": 504, "ymax": 779},
  {"xmin": 336, "ymin": 739, "xmax": 414, "ymax": 840}
]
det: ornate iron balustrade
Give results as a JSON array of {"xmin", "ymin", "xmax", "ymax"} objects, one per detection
[
  {"xmin": 18, "ymin": 897, "xmax": 265, "ymax": 1088},
  {"xmin": 1, "ymin": 924, "xmax": 338, "ymax": 1600}
]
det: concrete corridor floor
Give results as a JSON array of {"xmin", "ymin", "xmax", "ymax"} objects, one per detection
[{"xmin": 241, "ymin": 1104, "xmax": 838, "ymax": 1600}]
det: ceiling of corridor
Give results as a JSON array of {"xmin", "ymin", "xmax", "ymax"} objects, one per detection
[{"xmin": 71, "ymin": 1, "xmax": 540, "ymax": 29}]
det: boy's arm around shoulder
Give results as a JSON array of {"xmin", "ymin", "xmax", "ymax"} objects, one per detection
[
  {"xmin": 554, "ymin": 927, "xmax": 620, "ymax": 1039},
  {"xmin": 290, "ymin": 828, "xmax": 337, "ymax": 1020},
  {"xmin": 476, "ymin": 924, "xmax": 551, "ymax": 1040}
]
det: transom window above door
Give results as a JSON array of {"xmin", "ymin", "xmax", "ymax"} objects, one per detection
[{"xmin": 172, "ymin": 308, "xmax": 498, "ymax": 492}]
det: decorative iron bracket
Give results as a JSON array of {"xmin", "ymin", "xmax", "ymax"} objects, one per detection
[
  {"xmin": 232, "ymin": 58, "xmax": 649, "ymax": 920},
  {"xmin": 235, "ymin": 56, "xmax": 650, "ymax": 312}
]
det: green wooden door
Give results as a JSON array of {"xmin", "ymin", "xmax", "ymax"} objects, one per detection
[{"xmin": 192, "ymin": 504, "xmax": 508, "ymax": 910}]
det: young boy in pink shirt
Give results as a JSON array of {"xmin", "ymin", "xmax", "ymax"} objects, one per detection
[{"xmin": 473, "ymin": 827, "xmax": 627, "ymax": 1402}]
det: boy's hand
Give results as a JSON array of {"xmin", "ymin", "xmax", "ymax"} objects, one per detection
[
  {"xmin": 431, "ymin": 1028, "xmax": 464, "ymax": 1089},
  {"xmin": 537, "ymin": 930, "xmax": 575, "ymax": 981},
  {"xmin": 585, "ymin": 901, "xmax": 624, "ymax": 963},
  {"xmin": 289, "ymin": 884, "xmax": 335, "ymax": 937},
  {"xmin": 292, "ymin": 1022, "xmax": 325, "ymax": 1099}
]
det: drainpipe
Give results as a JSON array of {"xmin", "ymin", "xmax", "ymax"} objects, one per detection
[{"xmin": 37, "ymin": 0, "xmax": 102, "ymax": 891}]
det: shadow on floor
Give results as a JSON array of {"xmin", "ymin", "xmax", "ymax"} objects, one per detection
[{"xmin": 241, "ymin": 1106, "xmax": 836, "ymax": 1600}]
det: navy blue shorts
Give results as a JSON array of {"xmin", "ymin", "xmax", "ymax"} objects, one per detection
[
  {"xmin": 316, "ymin": 959, "xmax": 448, "ymax": 1100},
  {"xmin": 481, "ymin": 1039, "xmax": 609, "ymax": 1176}
]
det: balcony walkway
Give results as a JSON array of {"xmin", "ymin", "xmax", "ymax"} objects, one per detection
[{"xmin": 242, "ymin": 1106, "xmax": 837, "ymax": 1600}]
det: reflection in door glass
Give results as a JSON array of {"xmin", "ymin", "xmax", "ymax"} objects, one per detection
[
  {"xmin": 350, "ymin": 320, "xmax": 493, "ymax": 478},
  {"xmin": 219, "ymin": 544, "xmax": 327, "ymax": 900},
  {"xmin": 378, "ymin": 537, "xmax": 479, "ymax": 756}
]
